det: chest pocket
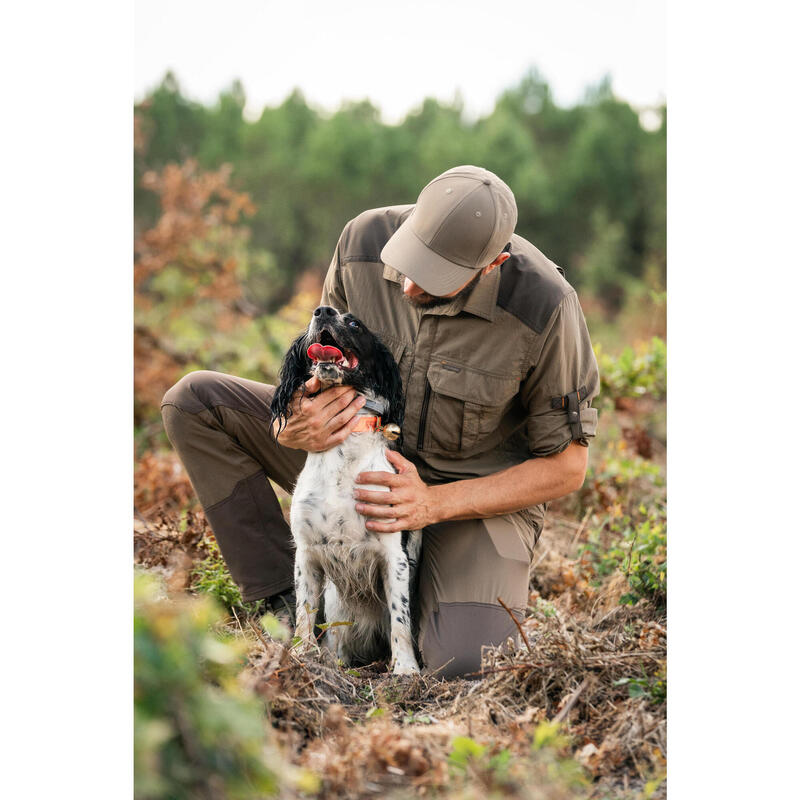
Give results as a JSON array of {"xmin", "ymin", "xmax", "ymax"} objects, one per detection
[{"xmin": 422, "ymin": 361, "xmax": 519, "ymax": 455}]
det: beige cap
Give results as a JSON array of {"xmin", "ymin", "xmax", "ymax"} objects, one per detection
[{"xmin": 380, "ymin": 165, "xmax": 517, "ymax": 296}]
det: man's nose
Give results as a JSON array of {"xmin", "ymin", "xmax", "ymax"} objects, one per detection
[
  {"xmin": 403, "ymin": 278, "xmax": 425, "ymax": 297},
  {"xmin": 313, "ymin": 305, "xmax": 337, "ymax": 318}
]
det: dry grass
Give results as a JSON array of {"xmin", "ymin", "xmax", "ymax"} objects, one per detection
[{"xmin": 134, "ymin": 406, "xmax": 667, "ymax": 799}]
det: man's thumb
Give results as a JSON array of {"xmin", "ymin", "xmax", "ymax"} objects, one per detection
[
  {"xmin": 385, "ymin": 448, "xmax": 408, "ymax": 470},
  {"xmin": 305, "ymin": 376, "xmax": 321, "ymax": 392}
]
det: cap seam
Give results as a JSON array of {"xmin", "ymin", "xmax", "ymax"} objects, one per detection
[
  {"xmin": 407, "ymin": 224, "xmax": 477, "ymax": 272},
  {"xmin": 429, "ymin": 181, "xmax": 485, "ymax": 253},
  {"xmin": 475, "ymin": 185, "xmax": 500, "ymax": 267}
]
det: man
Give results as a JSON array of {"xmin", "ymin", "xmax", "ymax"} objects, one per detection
[{"xmin": 162, "ymin": 165, "xmax": 599, "ymax": 678}]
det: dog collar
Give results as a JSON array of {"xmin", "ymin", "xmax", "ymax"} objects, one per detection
[
  {"xmin": 352, "ymin": 415, "xmax": 382, "ymax": 433},
  {"xmin": 351, "ymin": 415, "xmax": 402, "ymax": 441}
]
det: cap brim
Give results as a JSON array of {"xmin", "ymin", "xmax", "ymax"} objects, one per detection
[{"xmin": 380, "ymin": 218, "xmax": 479, "ymax": 296}]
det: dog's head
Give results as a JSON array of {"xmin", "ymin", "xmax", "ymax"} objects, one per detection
[{"xmin": 270, "ymin": 306, "xmax": 404, "ymax": 436}]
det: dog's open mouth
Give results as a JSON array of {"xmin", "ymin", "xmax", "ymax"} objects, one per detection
[{"xmin": 307, "ymin": 331, "xmax": 359, "ymax": 370}]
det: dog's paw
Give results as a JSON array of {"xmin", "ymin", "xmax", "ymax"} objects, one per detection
[{"xmin": 391, "ymin": 660, "xmax": 420, "ymax": 676}]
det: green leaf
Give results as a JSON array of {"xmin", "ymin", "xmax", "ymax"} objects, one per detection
[
  {"xmin": 449, "ymin": 736, "xmax": 487, "ymax": 766},
  {"xmin": 260, "ymin": 613, "xmax": 290, "ymax": 641}
]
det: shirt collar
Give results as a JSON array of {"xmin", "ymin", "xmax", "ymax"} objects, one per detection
[{"xmin": 381, "ymin": 261, "xmax": 501, "ymax": 321}]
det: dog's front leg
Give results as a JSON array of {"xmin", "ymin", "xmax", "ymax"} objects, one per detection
[
  {"xmin": 293, "ymin": 554, "xmax": 323, "ymax": 651},
  {"xmin": 382, "ymin": 539, "xmax": 420, "ymax": 675}
]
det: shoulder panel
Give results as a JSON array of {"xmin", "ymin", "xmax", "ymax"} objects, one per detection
[
  {"xmin": 497, "ymin": 235, "xmax": 571, "ymax": 334},
  {"xmin": 340, "ymin": 205, "xmax": 415, "ymax": 264}
]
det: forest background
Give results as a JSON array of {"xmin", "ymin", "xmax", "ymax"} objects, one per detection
[{"xmin": 133, "ymin": 69, "xmax": 665, "ymax": 448}]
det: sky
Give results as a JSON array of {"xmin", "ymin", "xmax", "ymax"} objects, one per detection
[{"xmin": 135, "ymin": 0, "xmax": 666, "ymax": 122}]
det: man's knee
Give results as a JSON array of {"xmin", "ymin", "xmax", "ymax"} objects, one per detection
[
  {"xmin": 160, "ymin": 370, "xmax": 221, "ymax": 450},
  {"xmin": 419, "ymin": 602, "xmax": 520, "ymax": 679},
  {"xmin": 161, "ymin": 370, "xmax": 221, "ymax": 414}
]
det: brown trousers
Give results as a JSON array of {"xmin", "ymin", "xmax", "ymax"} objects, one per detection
[{"xmin": 161, "ymin": 370, "xmax": 543, "ymax": 678}]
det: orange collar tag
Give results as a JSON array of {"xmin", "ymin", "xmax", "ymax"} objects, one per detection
[{"xmin": 351, "ymin": 415, "xmax": 382, "ymax": 433}]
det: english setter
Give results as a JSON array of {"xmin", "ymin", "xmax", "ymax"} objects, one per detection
[{"xmin": 271, "ymin": 305, "xmax": 421, "ymax": 674}]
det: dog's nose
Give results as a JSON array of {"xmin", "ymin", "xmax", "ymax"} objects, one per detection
[{"xmin": 313, "ymin": 306, "xmax": 337, "ymax": 318}]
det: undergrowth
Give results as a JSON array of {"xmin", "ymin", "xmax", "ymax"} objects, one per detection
[{"xmin": 191, "ymin": 534, "xmax": 260, "ymax": 615}]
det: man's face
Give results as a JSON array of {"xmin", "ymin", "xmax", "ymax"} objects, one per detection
[{"xmin": 401, "ymin": 272, "xmax": 481, "ymax": 308}]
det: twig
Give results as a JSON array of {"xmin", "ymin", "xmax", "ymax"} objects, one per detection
[
  {"xmin": 530, "ymin": 545, "xmax": 551, "ymax": 573},
  {"xmin": 231, "ymin": 606, "xmax": 246, "ymax": 637},
  {"xmin": 423, "ymin": 656, "xmax": 456, "ymax": 679},
  {"xmin": 462, "ymin": 663, "xmax": 548, "ymax": 678},
  {"xmin": 568, "ymin": 507, "xmax": 594, "ymax": 553},
  {"xmin": 497, "ymin": 596, "xmax": 532, "ymax": 654},
  {"xmin": 553, "ymin": 677, "xmax": 590, "ymax": 723},
  {"xmin": 134, "ymin": 505, "xmax": 154, "ymax": 533},
  {"xmin": 248, "ymin": 618, "xmax": 274, "ymax": 653}
]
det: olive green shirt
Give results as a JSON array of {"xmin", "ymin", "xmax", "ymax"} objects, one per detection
[{"xmin": 321, "ymin": 205, "xmax": 599, "ymax": 485}]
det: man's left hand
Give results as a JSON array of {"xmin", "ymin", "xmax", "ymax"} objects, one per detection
[{"xmin": 354, "ymin": 449, "xmax": 439, "ymax": 533}]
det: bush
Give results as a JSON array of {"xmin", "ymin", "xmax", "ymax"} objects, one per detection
[
  {"xmin": 445, "ymin": 724, "xmax": 589, "ymax": 799},
  {"xmin": 580, "ymin": 501, "xmax": 666, "ymax": 608},
  {"xmin": 596, "ymin": 336, "xmax": 666, "ymax": 403},
  {"xmin": 134, "ymin": 573, "xmax": 310, "ymax": 798},
  {"xmin": 190, "ymin": 535, "xmax": 259, "ymax": 615}
]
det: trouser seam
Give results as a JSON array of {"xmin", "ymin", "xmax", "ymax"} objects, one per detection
[
  {"xmin": 160, "ymin": 399, "xmax": 270, "ymax": 423},
  {"xmin": 204, "ymin": 469, "xmax": 268, "ymax": 513}
]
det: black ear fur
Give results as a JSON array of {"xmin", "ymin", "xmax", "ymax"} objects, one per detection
[
  {"xmin": 270, "ymin": 332, "xmax": 309, "ymax": 436},
  {"xmin": 373, "ymin": 338, "xmax": 405, "ymax": 431}
]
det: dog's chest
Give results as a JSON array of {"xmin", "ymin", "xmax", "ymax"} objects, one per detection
[{"xmin": 291, "ymin": 432, "xmax": 391, "ymax": 552}]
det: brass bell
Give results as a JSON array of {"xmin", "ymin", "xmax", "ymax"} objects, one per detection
[{"xmin": 382, "ymin": 423, "xmax": 401, "ymax": 441}]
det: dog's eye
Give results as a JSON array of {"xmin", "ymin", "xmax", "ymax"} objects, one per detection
[{"xmin": 347, "ymin": 320, "xmax": 360, "ymax": 329}]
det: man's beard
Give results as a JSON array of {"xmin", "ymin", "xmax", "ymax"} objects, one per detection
[{"xmin": 401, "ymin": 272, "xmax": 481, "ymax": 309}]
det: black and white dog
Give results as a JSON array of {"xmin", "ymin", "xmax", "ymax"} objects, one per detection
[{"xmin": 271, "ymin": 306, "xmax": 421, "ymax": 674}]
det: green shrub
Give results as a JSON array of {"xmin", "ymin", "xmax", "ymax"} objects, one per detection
[
  {"xmin": 596, "ymin": 336, "xmax": 666, "ymax": 403},
  {"xmin": 134, "ymin": 573, "xmax": 314, "ymax": 799},
  {"xmin": 191, "ymin": 535, "xmax": 259, "ymax": 615},
  {"xmin": 446, "ymin": 725, "xmax": 588, "ymax": 798},
  {"xmin": 614, "ymin": 667, "xmax": 666, "ymax": 705},
  {"xmin": 580, "ymin": 501, "xmax": 666, "ymax": 608}
]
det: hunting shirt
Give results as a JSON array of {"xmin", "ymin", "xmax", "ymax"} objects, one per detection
[{"xmin": 321, "ymin": 205, "xmax": 600, "ymax": 486}]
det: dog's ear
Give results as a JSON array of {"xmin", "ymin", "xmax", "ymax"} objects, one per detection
[
  {"xmin": 270, "ymin": 332, "xmax": 309, "ymax": 436},
  {"xmin": 374, "ymin": 339, "xmax": 405, "ymax": 430}
]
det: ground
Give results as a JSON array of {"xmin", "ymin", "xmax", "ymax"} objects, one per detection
[{"xmin": 134, "ymin": 382, "xmax": 666, "ymax": 800}]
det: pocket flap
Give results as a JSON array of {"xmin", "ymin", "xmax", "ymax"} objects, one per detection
[{"xmin": 427, "ymin": 361, "xmax": 518, "ymax": 406}]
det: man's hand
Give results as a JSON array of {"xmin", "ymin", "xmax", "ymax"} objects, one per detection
[
  {"xmin": 272, "ymin": 376, "xmax": 366, "ymax": 452},
  {"xmin": 354, "ymin": 449, "xmax": 440, "ymax": 533}
]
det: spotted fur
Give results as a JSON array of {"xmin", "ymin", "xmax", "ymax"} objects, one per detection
[{"xmin": 271, "ymin": 307, "xmax": 420, "ymax": 674}]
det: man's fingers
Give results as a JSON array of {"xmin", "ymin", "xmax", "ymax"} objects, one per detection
[
  {"xmin": 325, "ymin": 411, "xmax": 363, "ymax": 447},
  {"xmin": 357, "ymin": 503, "xmax": 403, "ymax": 519},
  {"xmin": 325, "ymin": 394, "xmax": 365, "ymax": 432},
  {"xmin": 356, "ymin": 471, "xmax": 400, "ymax": 487},
  {"xmin": 354, "ymin": 489, "xmax": 397, "ymax": 505},
  {"xmin": 318, "ymin": 385, "xmax": 358, "ymax": 411},
  {"xmin": 365, "ymin": 518, "xmax": 406, "ymax": 533}
]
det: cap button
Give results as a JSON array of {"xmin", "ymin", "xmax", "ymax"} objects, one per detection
[{"xmin": 483, "ymin": 179, "xmax": 491, "ymax": 185}]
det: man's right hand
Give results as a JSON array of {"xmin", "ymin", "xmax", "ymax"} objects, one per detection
[{"xmin": 272, "ymin": 376, "xmax": 366, "ymax": 452}]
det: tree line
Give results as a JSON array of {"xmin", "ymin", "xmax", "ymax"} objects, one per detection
[{"xmin": 134, "ymin": 69, "xmax": 665, "ymax": 315}]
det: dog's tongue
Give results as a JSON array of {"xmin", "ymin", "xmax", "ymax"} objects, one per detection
[{"xmin": 307, "ymin": 343, "xmax": 344, "ymax": 363}]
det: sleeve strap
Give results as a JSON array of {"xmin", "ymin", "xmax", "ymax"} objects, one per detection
[{"xmin": 550, "ymin": 385, "xmax": 588, "ymax": 439}]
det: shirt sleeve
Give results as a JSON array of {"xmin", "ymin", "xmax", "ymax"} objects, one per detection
[
  {"xmin": 519, "ymin": 290, "xmax": 600, "ymax": 457},
  {"xmin": 320, "ymin": 228, "xmax": 349, "ymax": 312}
]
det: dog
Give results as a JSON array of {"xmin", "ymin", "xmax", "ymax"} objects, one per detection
[{"xmin": 270, "ymin": 305, "xmax": 421, "ymax": 675}]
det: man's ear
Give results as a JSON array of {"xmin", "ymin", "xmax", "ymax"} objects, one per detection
[{"xmin": 482, "ymin": 251, "xmax": 511, "ymax": 276}]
